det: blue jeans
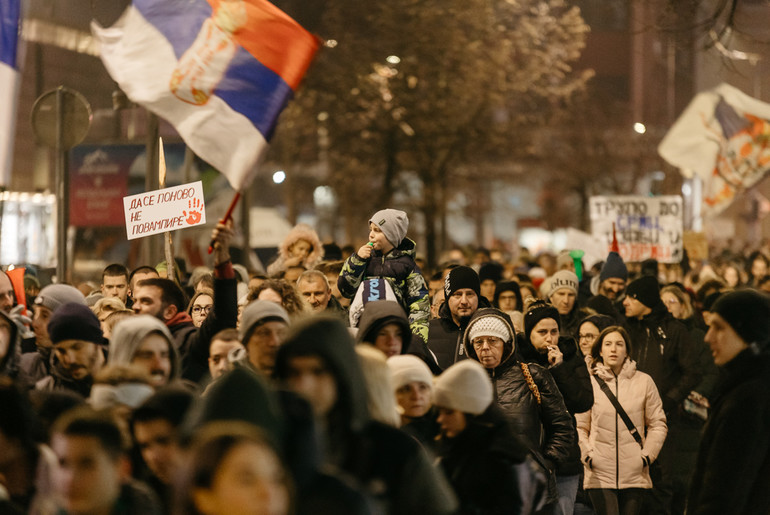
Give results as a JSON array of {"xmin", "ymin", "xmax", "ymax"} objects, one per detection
[{"xmin": 555, "ymin": 474, "xmax": 580, "ymax": 515}]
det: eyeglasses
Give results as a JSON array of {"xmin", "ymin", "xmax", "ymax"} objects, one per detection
[
  {"xmin": 192, "ymin": 305, "xmax": 213, "ymax": 314},
  {"xmin": 579, "ymin": 333, "xmax": 597, "ymax": 342},
  {"xmin": 472, "ymin": 337, "xmax": 504, "ymax": 349}
]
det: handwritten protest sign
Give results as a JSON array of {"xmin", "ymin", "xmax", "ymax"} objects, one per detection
[
  {"xmin": 590, "ymin": 195, "xmax": 683, "ymax": 263},
  {"xmin": 123, "ymin": 181, "xmax": 206, "ymax": 240}
]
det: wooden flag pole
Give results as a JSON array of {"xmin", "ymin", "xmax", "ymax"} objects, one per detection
[
  {"xmin": 208, "ymin": 191, "xmax": 241, "ymax": 254},
  {"xmin": 158, "ymin": 137, "xmax": 177, "ymax": 284}
]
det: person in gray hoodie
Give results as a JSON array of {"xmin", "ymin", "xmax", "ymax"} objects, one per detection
[{"xmin": 109, "ymin": 315, "xmax": 181, "ymax": 388}]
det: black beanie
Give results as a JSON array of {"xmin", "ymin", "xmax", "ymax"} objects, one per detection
[
  {"xmin": 524, "ymin": 301, "xmax": 561, "ymax": 338},
  {"xmin": 48, "ymin": 303, "xmax": 107, "ymax": 346},
  {"xmin": 625, "ymin": 276, "xmax": 661, "ymax": 309},
  {"xmin": 712, "ymin": 290, "xmax": 770, "ymax": 347},
  {"xmin": 478, "ymin": 262, "xmax": 503, "ymax": 284},
  {"xmin": 444, "ymin": 266, "xmax": 480, "ymax": 299}
]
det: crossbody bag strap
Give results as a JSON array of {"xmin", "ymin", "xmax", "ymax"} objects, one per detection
[{"xmin": 593, "ymin": 375, "xmax": 643, "ymax": 447}]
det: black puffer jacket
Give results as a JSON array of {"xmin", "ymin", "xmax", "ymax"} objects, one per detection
[
  {"xmin": 428, "ymin": 296, "xmax": 491, "ymax": 371},
  {"xmin": 463, "ymin": 309, "xmax": 575, "ymax": 467},
  {"xmin": 516, "ymin": 334, "xmax": 592, "ymax": 476},
  {"xmin": 625, "ymin": 302, "xmax": 702, "ymax": 414}
]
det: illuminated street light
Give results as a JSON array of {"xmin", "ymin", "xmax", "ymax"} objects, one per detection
[
  {"xmin": 386, "ymin": 55, "xmax": 401, "ymax": 64},
  {"xmin": 634, "ymin": 122, "xmax": 647, "ymax": 134},
  {"xmin": 272, "ymin": 170, "xmax": 286, "ymax": 184}
]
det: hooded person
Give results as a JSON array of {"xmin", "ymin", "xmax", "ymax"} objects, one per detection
[
  {"xmin": 236, "ymin": 300, "xmax": 290, "ymax": 377},
  {"xmin": 35, "ymin": 303, "xmax": 108, "ymax": 398},
  {"xmin": 266, "ymin": 223, "xmax": 325, "ymax": 277},
  {"xmin": 493, "ymin": 280, "xmax": 524, "ymax": 333},
  {"xmin": 622, "ymin": 275, "xmax": 703, "ymax": 513},
  {"xmin": 433, "ymin": 359, "xmax": 539, "ymax": 514},
  {"xmin": 518, "ymin": 300, "xmax": 594, "ymax": 514},
  {"xmin": 357, "ymin": 300, "xmax": 439, "ymax": 371},
  {"xmin": 274, "ymin": 316, "xmax": 458, "ymax": 514},
  {"xmin": 427, "ymin": 266, "xmax": 491, "ymax": 371},
  {"xmin": 462, "ymin": 307, "xmax": 575, "ymax": 511},
  {"xmin": 687, "ymin": 290, "xmax": 770, "ymax": 515},
  {"xmin": 109, "ymin": 315, "xmax": 181, "ymax": 388},
  {"xmin": 183, "ymin": 366, "xmax": 371, "ymax": 515}
]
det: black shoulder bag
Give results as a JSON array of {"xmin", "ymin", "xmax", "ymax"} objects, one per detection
[{"xmin": 593, "ymin": 375, "xmax": 662, "ymax": 483}]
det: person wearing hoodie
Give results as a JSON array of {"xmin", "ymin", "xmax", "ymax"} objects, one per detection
[
  {"xmin": 518, "ymin": 300, "xmax": 594, "ymax": 515},
  {"xmin": 274, "ymin": 316, "xmax": 458, "ymax": 515},
  {"xmin": 427, "ymin": 266, "xmax": 491, "ymax": 371},
  {"xmin": 462, "ymin": 307, "xmax": 574, "ymax": 513},
  {"xmin": 236, "ymin": 300, "xmax": 290, "ymax": 378},
  {"xmin": 35, "ymin": 303, "xmax": 108, "ymax": 398},
  {"xmin": 131, "ymin": 222, "xmax": 238, "ymax": 383},
  {"xmin": 184, "ymin": 366, "xmax": 372, "ymax": 515},
  {"xmin": 493, "ymin": 280, "xmax": 524, "ymax": 333},
  {"xmin": 266, "ymin": 223, "xmax": 325, "ymax": 278},
  {"xmin": 622, "ymin": 275, "xmax": 702, "ymax": 514},
  {"xmin": 109, "ymin": 315, "xmax": 182, "ymax": 388},
  {"xmin": 356, "ymin": 299, "xmax": 439, "ymax": 370}
]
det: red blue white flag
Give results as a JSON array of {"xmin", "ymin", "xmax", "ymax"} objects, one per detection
[
  {"xmin": 92, "ymin": 0, "xmax": 320, "ymax": 191},
  {"xmin": 658, "ymin": 83, "xmax": 770, "ymax": 216},
  {"xmin": 0, "ymin": 0, "xmax": 22, "ymax": 187}
]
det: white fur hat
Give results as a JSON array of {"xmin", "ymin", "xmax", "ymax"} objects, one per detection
[{"xmin": 433, "ymin": 360, "xmax": 493, "ymax": 415}]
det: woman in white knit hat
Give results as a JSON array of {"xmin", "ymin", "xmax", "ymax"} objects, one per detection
[
  {"xmin": 434, "ymin": 359, "xmax": 537, "ymax": 514},
  {"xmin": 387, "ymin": 354, "xmax": 438, "ymax": 450}
]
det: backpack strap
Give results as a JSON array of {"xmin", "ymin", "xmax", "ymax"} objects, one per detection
[{"xmin": 593, "ymin": 375, "xmax": 643, "ymax": 447}]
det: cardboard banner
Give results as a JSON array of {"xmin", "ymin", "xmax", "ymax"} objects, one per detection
[
  {"xmin": 590, "ymin": 195, "xmax": 683, "ymax": 264},
  {"xmin": 123, "ymin": 181, "xmax": 206, "ymax": 240}
]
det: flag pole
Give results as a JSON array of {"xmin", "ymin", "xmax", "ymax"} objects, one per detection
[
  {"xmin": 158, "ymin": 137, "xmax": 176, "ymax": 284},
  {"xmin": 208, "ymin": 191, "xmax": 241, "ymax": 254}
]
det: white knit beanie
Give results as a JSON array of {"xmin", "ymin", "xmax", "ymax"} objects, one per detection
[
  {"xmin": 544, "ymin": 270, "xmax": 578, "ymax": 300},
  {"xmin": 387, "ymin": 355, "xmax": 433, "ymax": 391},
  {"xmin": 433, "ymin": 360, "xmax": 493, "ymax": 415},
  {"xmin": 467, "ymin": 316, "xmax": 510, "ymax": 343}
]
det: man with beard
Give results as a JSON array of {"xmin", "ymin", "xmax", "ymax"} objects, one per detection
[
  {"xmin": 35, "ymin": 303, "xmax": 107, "ymax": 397},
  {"xmin": 108, "ymin": 315, "xmax": 181, "ymax": 387},
  {"xmin": 427, "ymin": 266, "xmax": 490, "ymax": 370},
  {"xmin": 131, "ymin": 222, "xmax": 237, "ymax": 382}
]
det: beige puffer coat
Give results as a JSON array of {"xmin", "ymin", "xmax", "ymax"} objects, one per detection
[{"xmin": 576, "ymin": 359, "xmax": 667, "ymax": 490}]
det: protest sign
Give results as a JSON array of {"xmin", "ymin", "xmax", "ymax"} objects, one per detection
[
  {"xmin": 123, "ymin": 181, "xmax": 206, "ymax": 240},
  {"xmin": 590, "ymin": 195, "xmax": 683, "ymax": 263}
]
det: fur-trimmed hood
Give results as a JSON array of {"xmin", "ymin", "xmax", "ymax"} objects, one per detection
[{"xmin": 278, "ymin": 224, "xmax": 324, "ymax": 267}]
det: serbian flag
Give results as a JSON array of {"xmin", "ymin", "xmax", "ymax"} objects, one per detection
[
  {"xmin": 658, "ymin": 83, "xmax": 770, "ymax": 216},
  {"xmin": 0, "ymin": 0, "xmax": 22, "ymax": 188},
  {"xmin": 92, "ymin": 0, "xmax": 320, "ymax": 191}
]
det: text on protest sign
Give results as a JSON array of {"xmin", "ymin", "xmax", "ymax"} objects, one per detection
[
  {"xmin": 123, "ymin": 181, "xmax": 206, "ymax": 240},
  {"xmin": 590, "ymin": 195, "xmax": 683, "ymax": 263}
]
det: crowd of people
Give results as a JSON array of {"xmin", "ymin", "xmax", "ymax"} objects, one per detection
[{"xmin": 0, "ymin": 208, "xmax": 769, "ymax": 515}]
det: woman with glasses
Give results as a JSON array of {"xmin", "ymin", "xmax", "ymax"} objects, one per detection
[
  {"xmin": 463, "ymin": 307, "xmax": 574, "ymax": 513},
  {"xmin": 188, "ymin": 288, "xmax": 214, "ymax": 328},
  {"xmin": 577, "ymin": 314, "xmax": 615, "ymax": 359}
]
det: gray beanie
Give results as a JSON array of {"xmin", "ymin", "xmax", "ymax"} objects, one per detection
[
  {"xmin": 34, "ymin": 284, "xmax": 87, "ymax": 313},
  {"xmin": 544, "ymin": 270, "xmax": 579, "ymax": 300},
  {"xmin": 239, "ymin": 300, "xmax": 290, "ymax": 343},
  {"xmin": 433, "ymin": 360, "xmax": 493, "ymax": 415},
  {"xmin": 369, "ymin": 209, "xmax": 409, "ymax": 247}
]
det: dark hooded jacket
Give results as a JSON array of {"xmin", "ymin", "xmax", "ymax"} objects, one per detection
[
  {"xmin": 437, "ymin": 403, "xmax": 531, "ymax": 515},
  {"xmin": 463, "ymin": 309, "xmax": 574, "ymax": 477},
  {"xmin": 357, "ymin": 300, "xmax": 438, "ymax": 370},
  {"xmin": 625, "ymin": 301, "xmax": 702, "ymax": 414},
  {"xmin": 687, "ymin": 348, "xmax": 770, "ymax": 514},
  {"xmin": 428, "ymin": 296, "xmax": 492, "ymax": 371},
  {"xmin": 516, "ymin": 332, "xmax": 592, "ymax": 477},
  {"xmin": 183, "ymin": 366, "xmax": 371, "ymax": 515},
  {"xmin": 274, "ymin": 317, "xmax": 458, "ymax": 515},
  {"xmin": 109, "ymin": 315, "xmax": 181, "ymax": 385},
  {"xmin": 34, "ymin": 350, "xmax": 103, "ymax": 398}
]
